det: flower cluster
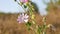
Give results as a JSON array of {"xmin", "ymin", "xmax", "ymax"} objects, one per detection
[
  {"xmin": 14, "ymin": 0, "xmax": 56, "ymax": 34},
  {"xmin": 17, "ymin": 13, "xmax": 29, "ymax": 23}
]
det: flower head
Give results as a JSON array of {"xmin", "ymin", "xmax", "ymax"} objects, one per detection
[
  {"xmin": 19, "ymin": 0, "xmax": 28, "ymax": 3},
  {"xmin": 17, "ymin": 13, "xmax": 29, "ymax": 23}
]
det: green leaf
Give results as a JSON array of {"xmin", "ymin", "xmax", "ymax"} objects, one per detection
[
  {"xmin": 26, "ymin": 22, "xmax": 32, "ymax": 31},
  {"xmin": 26, "ymin": 22, "xmax": 32, "ymax": 27},
  {"xmin": 43, "ymin": 24, "xmax": 46, "ymax": 29},
  {"xmin": 24, "ymin": 5, "xmax": 27, "ymax": 8},
  {"xmin": 37, "ymin": 26, "xmax": 42, "ymax": 34},
  {"xmin": 43, "ymin": 32, "xmax": 46, "ymax": 34},
  {"xmin": 20, "ymin": 2, "xmax": 23, "ymax": 6}
]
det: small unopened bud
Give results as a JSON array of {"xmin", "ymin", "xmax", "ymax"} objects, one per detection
[
  {"xmin": 42, "ymin": 17, "xmax": 46, "ymax": 22},
  {"xmin": 31, "ymin": 14, "xmax": 35, "ymax": 19},
  {"xmin": 32, "ymin": 21, "xmax": 35, "ymax": 24},
  {"xmin": 20, "ymin": 2, "xmax": 23, "ymax": 6}
]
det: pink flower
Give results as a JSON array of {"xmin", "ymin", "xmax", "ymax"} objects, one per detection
[
  {"xmin": 19, "ymin": 0, "xmax": 28, "ymax": 3},
  {"xmin": 17, "ymin": 13, "xmax": 29, "ymax": 23}
]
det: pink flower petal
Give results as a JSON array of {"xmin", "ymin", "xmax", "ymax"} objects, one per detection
[
  {"xmin": 17, "ymin": 13, "xmax": 29, "ymax": 23},
  {"xmin": 19, "ymin": 0, "xmax": 28, "ymax": 3},
  {"xmin": 24, "ymin": 19, "xmax": 28, "ymax": 23}
]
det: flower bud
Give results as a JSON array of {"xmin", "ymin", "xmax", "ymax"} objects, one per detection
[
  {"xmin": 20, "ymin": 2, "xmax": 23, "ymax": 6},
  {"xmin": 31, "ymin": 14, "xmax": 35, "ymax": 19}
]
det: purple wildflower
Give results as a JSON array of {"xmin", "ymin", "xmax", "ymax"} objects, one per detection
[
  {"xmin": 17, "ymin": 13, "xmax": 29, "ymax": 23},
  {"xmin": 19, "ymin": 0, "xmax": 28, "ymax": 3}
]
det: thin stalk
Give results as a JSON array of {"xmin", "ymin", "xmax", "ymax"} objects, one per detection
[{"xmin": 16, "ymin": 1, "xmax": 27, "ymax": 12}]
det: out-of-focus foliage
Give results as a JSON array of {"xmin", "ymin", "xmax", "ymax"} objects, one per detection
[
  {"xmin": 44, "ymin": 0, "xmax": 60, "ymax": 11},
  {"xmin": 0, "ymin": 12, "xmax": 60, "ymax": 34},
  {"xmin": 30, "ymin": 1, "xmax": 39, "ymax": 13}
]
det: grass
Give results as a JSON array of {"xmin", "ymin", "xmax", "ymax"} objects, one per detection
[{"xmin": 0, "ymin": 9, "xmax": 60, "ymax": 34}]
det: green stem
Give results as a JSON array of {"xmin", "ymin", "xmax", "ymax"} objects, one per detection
[
  {"xmin": 16, "ymin": 1, "xmax": 27, "ymax": 12},
  {"xmin": 42, "ymin": 16, "xmax": 47, "ymax": 34}
]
